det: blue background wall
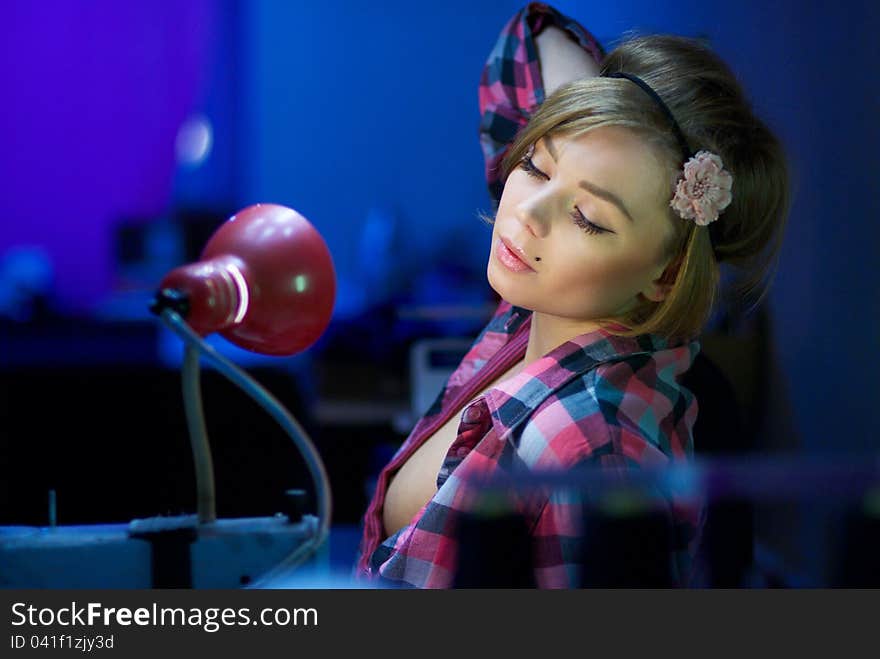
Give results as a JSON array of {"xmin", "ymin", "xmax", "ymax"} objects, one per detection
[
  {"xmin": 246, "ymin": 0, "xmax": 880, "ymax": 451},
  {"xmin": 1, "ymin": 0, "xmax": 878, "ymax": 582}
]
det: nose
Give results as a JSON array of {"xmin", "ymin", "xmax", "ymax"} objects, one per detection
[{"xmin": 514, "ymin": 191, "xmax": 552, "ymax": 238}]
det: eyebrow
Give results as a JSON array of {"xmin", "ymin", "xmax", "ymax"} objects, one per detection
[{"xmin": 543, "ymin": 135, "xmax": 636, "ymax": 224}]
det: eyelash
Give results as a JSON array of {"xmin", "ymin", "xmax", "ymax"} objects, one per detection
[{"xmin": 518, "ymin": 156, "xmax": 608, "ymax": 236}]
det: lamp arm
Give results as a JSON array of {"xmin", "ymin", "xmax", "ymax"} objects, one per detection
[
  {"xmin": 159, "ymin": 309, "xmax": 333, "ymax": 585},
  {"xmin": 182, "ymin": 342, "xmax": 217, "ymax": 523}
]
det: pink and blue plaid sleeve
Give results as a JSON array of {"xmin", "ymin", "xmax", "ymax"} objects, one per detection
[
  {"xmin": 529, "ymin": 356, "xmax": 703, "ymax": 588},
  {"xmin": 477, "ymin": 2, "xmax": 606, "ymax": 208},
  {"xmin": 531, "ymin": 438, "xmax": 697, "ymax": 588}
]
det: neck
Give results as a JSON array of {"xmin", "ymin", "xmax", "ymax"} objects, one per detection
[{"xmin": 522, "ymin": 310, "xmax": 606, "ymax": 367}]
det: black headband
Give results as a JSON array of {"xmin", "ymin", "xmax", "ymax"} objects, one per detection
[
  {"xmin": 603, "ymin": 71, "xmax": 726, "ymax": 253},
  {"xmin": 604, "ymin": 72, "xmax": 693, "ymax": 163}
]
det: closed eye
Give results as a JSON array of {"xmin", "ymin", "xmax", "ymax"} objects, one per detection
[{"xmin": 518, "ymin": 155, "xmax": 611, "ymax": 236}]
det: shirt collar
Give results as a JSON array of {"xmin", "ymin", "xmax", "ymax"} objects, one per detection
[{"xmin": 482, "ymin": 307, "xmax": 700, "ymax": 443}]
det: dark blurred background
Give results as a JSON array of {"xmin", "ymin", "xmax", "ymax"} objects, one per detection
[{"xmin": 0, "ymin": 0, "xmax": 877, "ymax": 584}]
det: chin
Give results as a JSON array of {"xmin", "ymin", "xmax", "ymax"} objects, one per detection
[
  {"xmin": 487, "ymin": 265, "xmax": 530, "ymax": 310},
  {"xmin": 486, "ymin": 262, "xmax": 506, "ymax": 299}
]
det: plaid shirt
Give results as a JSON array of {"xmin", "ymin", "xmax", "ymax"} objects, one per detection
[
  {"xmin": 478, "ymin": 2, "xmax": 606, "ymax": 207},
  {"xmin": 354, "ymin": 3, "xmax": 704, "ymax": 588}
]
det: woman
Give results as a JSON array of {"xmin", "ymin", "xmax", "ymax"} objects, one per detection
[{"xmin": 354, "ymin": 2, "xmax": 790, "ymax": 588}]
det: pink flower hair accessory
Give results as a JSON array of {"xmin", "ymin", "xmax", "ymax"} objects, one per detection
[{"xmin": 670, "ymin": 150, "xmax": 734, "ymax": 226}]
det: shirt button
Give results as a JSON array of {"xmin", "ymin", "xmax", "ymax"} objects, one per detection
[{"xmin": 462, "ymin": 405, "xmax": 484, "ymax": 423}]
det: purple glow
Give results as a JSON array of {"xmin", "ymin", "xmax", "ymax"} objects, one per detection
[{"xmin": 0, "ymin": 0, "xmax": 215, "ymax": 313}]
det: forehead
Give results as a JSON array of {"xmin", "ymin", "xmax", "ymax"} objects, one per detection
[{"xmin": 540, "ymin": 126, "xmax": 672, "ymax": 221}]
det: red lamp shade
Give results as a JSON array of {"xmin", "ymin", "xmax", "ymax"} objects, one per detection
[{"xmin": 155, "ymin": 204, "xmax": 336, "ymax": 356}]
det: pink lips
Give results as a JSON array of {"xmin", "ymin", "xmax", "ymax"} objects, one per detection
[{"xmin": 496, "ymin": 236, "xmax": 534, "ymax": 273}]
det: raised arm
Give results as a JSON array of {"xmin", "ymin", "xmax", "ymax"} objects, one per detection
[
  {"xmin": 478, "ymin": 2, "xmax": 605, "ymax": 209},
  {"xmin": 535, "ymin": 25, "xmax": 602, "ymax": 96}
]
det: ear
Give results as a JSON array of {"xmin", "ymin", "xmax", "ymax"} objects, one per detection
[{"xmin": 640, "ymin": 254, "xmax": 682, "ymax": 303}]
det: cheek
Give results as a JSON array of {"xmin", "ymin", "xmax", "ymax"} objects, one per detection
[
  {"xmin": 496, "ymin": 183, "xmax": 518, "ymax": 215},
  {"xmin": 498, "ymin": 170, "xmax": 538, "ymax": 208},
  {"xmin": 555, "ymin": 239, "xmax": 656, "ymax": 294}
]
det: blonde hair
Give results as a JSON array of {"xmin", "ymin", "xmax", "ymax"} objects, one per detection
[{"xmin": 487, "ymin": 33, "xmax": 791, "ymax": 343}]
